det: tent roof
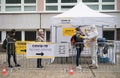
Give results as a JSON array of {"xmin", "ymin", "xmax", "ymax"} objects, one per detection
[
  {"xmin": 52, "ymin": 2, "xmax": 116, "ymax": 25},
  {"xmin": 54, "ymin": 2, "xmax": 113, "ymax": 18}
]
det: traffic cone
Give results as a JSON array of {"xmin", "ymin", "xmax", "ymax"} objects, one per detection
[
  {"xmin": 2, "ymin": 68, "xmax": 7, "ymax": 75},
  {"xmin": 69, "ymin": 67, "xmax": 74, "ymax": 75}
]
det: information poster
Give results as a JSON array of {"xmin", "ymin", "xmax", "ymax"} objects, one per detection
[{"xmin": 26, "ymin": 42, "xmax": 55, "ymax": 58}]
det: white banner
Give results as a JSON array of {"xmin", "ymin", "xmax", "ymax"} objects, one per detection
[
  {"xmin": 55, "ymin": 43, "xmax": 70, "ymax": 57},
  {"xmin": 26, "ymin": 42, "xmax": 55, "ymax": 58}
]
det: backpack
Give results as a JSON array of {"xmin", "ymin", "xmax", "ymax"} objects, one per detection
[
  {"xmin": 2, "ymin": 39, "xmax": 7, "ymax": 49},
  {"xmin": 70, "ymin": 35, "xmax": 76, "ymax": 45},
  {"xmin": 102, "ymin": 44, "xmax": 109, "ymax": 54}
]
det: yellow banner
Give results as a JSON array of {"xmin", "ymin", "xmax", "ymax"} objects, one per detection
[
  {"xmin": 15, "ymin": 41, "xmax": 34, "ymax": 54},
  {"xmin": 62, "ymin": 28, "xmax": 76, "ymax": 36}
]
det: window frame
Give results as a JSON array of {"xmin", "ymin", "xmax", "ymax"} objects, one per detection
[{"xmin": 44, "ymin": 0, "xmax": 116, "ymax": 12}]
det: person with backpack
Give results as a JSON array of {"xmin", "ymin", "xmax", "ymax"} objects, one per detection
[
  {"xmin": 2, "ymin": 38, "xmax": 7, "ymax": 50},
  {"xmin": 6, "ymin": 29, "xmax": 21, "ymax": 68},
  {"xmin": 72, "ymin": 26, "xmax": 85, "ymax": 70}
]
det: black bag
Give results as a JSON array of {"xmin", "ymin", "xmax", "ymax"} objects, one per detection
[
  {"xmin": 102, "ymin": 44, "xmax": 109, "ymax": 54},
  {"xmin": 2, "ymin": 39, "xmax": 7, "ymax": 49}
]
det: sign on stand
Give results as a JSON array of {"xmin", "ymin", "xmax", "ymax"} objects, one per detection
[{"xmin": 26, "ymin": 42, "xmax": 55, "ymax": 58}]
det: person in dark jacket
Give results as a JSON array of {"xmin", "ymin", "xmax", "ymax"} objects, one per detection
[
  {"xmin": 75, "ymin": 26, "xmax": 85, "ymax": 70},
  {"xmin": 6, "ymin": 29, "xmax": 20, "ymax": 68}
]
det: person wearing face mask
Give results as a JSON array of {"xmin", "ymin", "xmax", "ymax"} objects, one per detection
[{"xmin": 36, "ymin": 29, "xmax": 45, "ymax": 68}]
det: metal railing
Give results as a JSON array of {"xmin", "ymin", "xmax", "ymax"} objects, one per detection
[{"xmin": 0, "ymin": 41, "xmax": 120, "ymax": 78}]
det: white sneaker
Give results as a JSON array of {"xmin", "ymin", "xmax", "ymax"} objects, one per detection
[{"xmin": 76, "ymin": 65, "xmax": 82, "ymax": 70}]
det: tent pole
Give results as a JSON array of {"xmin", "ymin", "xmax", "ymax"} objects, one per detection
[{"xmin": 102, "ymin": 25, "xmax": 104, "ymax": 37}]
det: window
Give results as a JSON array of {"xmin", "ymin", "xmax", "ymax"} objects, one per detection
[
  {"xmin": 0, "ymin": 0, "xmax": 1, "ymax": 4},
  {"xmin": 61, "ymin": 0, "xmax": 77, "ymax": 3},
  {"xmin": 15, "ymin": 31, "xmax": 21, "ymax": 41},
  {"xmin": 24, "ymin": 6, "xmax": 36, "ymax": 11},
  {"xmin": 103, "ymin": 30, "xmax": 114, "ymax": 40},
  {"xmin": 46, "ymin": 6, "xmax": 58, "ymax": 11},
  {"xmin": 61, "ymin": 6, "xmax": 74, "ymax": 11},
  {"xmin": 6, "ymin": 6, "xmax": 21, "ymax": 11},
  {"xmin": 83, "ymin": 0, "xmax": 98, "ymax": 2},
  {"xmin": 24, "ymin": 0, "xmax": 36, "ymax": 3},
  {"xmin": 102, "ymin": 5, "xmax": 114, "ymax": 10},
  {"xmin": 25, "ymin": 31, "xmax": 36, "ymax": 41},
  {"xmin": 6, "ymin": 0, "xmax": 21, "ymax": 4},
  {"xmin": 0, "ymin": 7, "xmax": 1, "ymax": 11},
  {"xmin": 117, "ymin": 29, "xmax": 120, "ymax": 40},
  {"xmin": 0, "ymin": 31, "xmax": 1, "ymax": 42},
  {"xmin": 87, "ymin": 5, "xmax": 99, "ymax": 10},
  {"xmin": 102, "ymin": 0, "xmax": 114, "ymax": 2},
  {"xmin": 46, "ymin": 0, "xmax": 58, "ymax": 3},
  {"xmin": 46, "ymin": 30, "xmax": 50, "ymax": 42}
]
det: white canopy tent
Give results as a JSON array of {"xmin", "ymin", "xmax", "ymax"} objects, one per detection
[
  {"xmin": 51, "ymin": 1, "xmax": 116, "ymax": 43},
  {"xmin": 50, "ymin": 2, "xmax": 116, "ymax": 63},
  {"xmin": 51, "ymin": 2, "xmax": 116, "ymax": 26}
]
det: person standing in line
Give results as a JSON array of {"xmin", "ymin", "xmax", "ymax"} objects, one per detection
[
  {"xmin": 36, "ymin": 29, "xmax": 45, "ymax": 68},
  {"xmin": 6, "ymin": 29, "xmax": 21, "ymax": 68},
  {"xmin": 75, "ymin": 26, "xmax": 85, "ymax": 70}
]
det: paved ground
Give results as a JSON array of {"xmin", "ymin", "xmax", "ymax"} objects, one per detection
[{"xmin": 0, "ymin": 52, "xmax": 120, "ymax": 78}]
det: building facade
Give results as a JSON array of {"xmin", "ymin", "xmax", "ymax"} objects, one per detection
[{"xmin": 0, "ymin": 0, "xmax": 120, "ymax": 43}]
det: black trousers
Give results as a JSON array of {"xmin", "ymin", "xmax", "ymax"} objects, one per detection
[
  {"xmin": 7, "ymin": 43, "xmax": 17, "ymax": 66},
  {"xmin": 7, "ymin": 53, "xmax": 17, "ymax": 66},
  {"xmin": 37, "ymin": 58, "xmax": 42, "ymax": 67}
]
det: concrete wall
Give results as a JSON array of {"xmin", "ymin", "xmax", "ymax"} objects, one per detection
[
  {"xmin": 0, "ymin": 13, "xmax": 40, "ymax": 29},
  {"xmin": 0, "ymin": 12, "xmax": 120, "ymax": 29},
  {"xmin": 108, "ymin": 12, "xmax": 120, "ymax": 28},
  {"xmin": 41, "ymin": 13, "xmax": 59, "ymax": 28}
]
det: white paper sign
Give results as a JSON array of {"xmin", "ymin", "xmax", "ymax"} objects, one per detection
[
  {"xmin": 26, "ymin": 42, "xmax": 55, "ymax": 58},
  {"xmin": 55, "ymin": 43, "xmax": 69, "ymax": 57}
]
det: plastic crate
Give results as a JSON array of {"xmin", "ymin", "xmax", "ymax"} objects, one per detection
[{"xmin": 99, "ymin": 57, "xmax": 109, "ymax": 63}]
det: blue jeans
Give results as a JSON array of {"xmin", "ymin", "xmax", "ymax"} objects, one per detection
[{"xmin": 76, "ymin": 47, "xmax": 82, "ymax": 66}]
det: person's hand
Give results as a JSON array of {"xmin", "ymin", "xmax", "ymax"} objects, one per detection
[
  {"xmin": 13, "ymin": 39, "xmax": 16, "ymax": 41},
  {"xmin": 79, "ymin": 35, "xmax": 84, "ymax": 38},
  {"xmin": 85, "ymin": 28, "xmax": 87, "ymax": 32},
  {"xmin": 83, "ymin": 36, "xmax": 89, "ymax": 40}
]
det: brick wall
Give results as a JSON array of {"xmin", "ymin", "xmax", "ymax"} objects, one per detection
[
  {"xmin": 117, "ymin": 0, "xmax": 120, "ymax": 10},
  {"xmin": 37, "ymin": 0, "xmax": 44, "ymax": 11}
]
